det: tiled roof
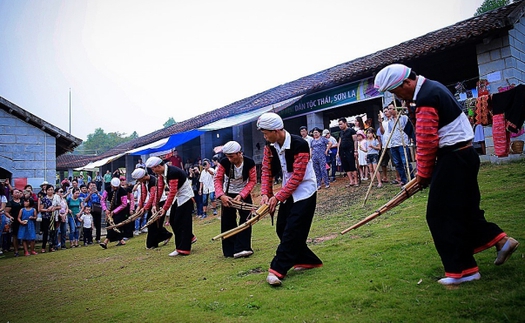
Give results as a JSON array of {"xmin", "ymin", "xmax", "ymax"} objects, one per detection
[
  {"xmin": 57, "ymin": 154, "xmax": 97, "ymax": 169},
  {"xmin": 59, "ymin": 1, "xmax": 524, "ymax": 167}
]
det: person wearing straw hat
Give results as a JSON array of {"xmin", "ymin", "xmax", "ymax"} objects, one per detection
[
  {"xmin": 374, "ymin": 63, "xmax": 519, "ymax": 285},
  {"xmin": 145, "ymin": 156, "xmax": 195, "ymax": 257},
  {"xmin": 214, "ymin": 141, "xmax": 257, "ymax": 259},
  {"xmin": 257, "ymin": 112, "xmax": 322, "ymax": 286},
  {"xmin": 131, "ymin": 168, "xmax": 173, "ymax": 249}
]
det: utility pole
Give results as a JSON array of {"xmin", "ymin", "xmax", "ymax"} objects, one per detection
[{"xmin": 69, "ymin": 88, "xmax": 72, "ymax": 134}]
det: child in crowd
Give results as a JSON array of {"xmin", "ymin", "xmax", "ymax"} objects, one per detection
[
  {"xmin": 356, "ymin": 130, "xmax": 369, "ymax": 181},
  {"xmin": 1, "ymin": 216, "xmax": 12, "ymax": 254},
  {"xmin": 365, "ymin": 128, "xmax": 383, "ymax": 188},
  {"xmin": 79, "ymin": 206, "xmax": 94, "ymax": 246},
  {"xmin": 17, "ymin": 198, "xmax": 37, "ymax": 256}
]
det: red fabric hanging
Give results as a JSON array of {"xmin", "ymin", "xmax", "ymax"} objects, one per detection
[{"xmin": 492, "ymin": 114, "xmax": 509, "ymax": 157}]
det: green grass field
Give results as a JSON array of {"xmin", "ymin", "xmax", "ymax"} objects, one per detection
[{"xmin": 1, "ymin": 160, "xmax": 524, "ymax": 323}]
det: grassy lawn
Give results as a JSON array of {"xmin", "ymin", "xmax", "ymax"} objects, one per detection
[{"xmin": 1, "ymin": 160, "xmax": 524, "ymax": 323}]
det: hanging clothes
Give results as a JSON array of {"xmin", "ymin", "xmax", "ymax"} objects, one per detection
[
  {"xmin": 492, "ymin": 114, "xmax": 510, "ymax": 157},
  {"xmin": 490, "ymin": 84, "xmax": 525, "ymax": 133},
  {"xmin": 475, "ymin": 95, "xmax": 491, "ymax": 126}
]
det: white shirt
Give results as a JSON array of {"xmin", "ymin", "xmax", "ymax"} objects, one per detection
[
  {"xmin": 163, "ymin": 165, "xmax": 194, "ymax": 205},
  {"xmin": 80, "ymin": 214, "xmax": 93, "ymax": 228},
  {"xmin": 302, "ymin": 135, "xmax": 313, "ymax": 147},
  {"xmin": 199, "ymin": 167, "xmax": 216, "ymax": 194},
  {"xmin": 327, "ymin": 136, "xmax": 338, "ymax": 148},
  {"xmin": 221, "ymin": 162, "xmax": 248, "ymax": 195},
  {"xmin": 380, "ymin": 120, "xmax": 390, "ymax": 147},
  {"xmin": 413, "ymin": 76, "xmax": 473, "ymax": 147},
  {"xmin": 386, "ymin": 115, "xmax": 409, "ymax": 147},
  {"xmin": 272, "ymin": 131, "xmax": 317, "ymax": 202}
]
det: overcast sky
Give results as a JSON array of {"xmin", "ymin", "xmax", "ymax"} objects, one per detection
[{"xmin": 0, "ymin": 0, "xmax": 484, "ymax": 141}]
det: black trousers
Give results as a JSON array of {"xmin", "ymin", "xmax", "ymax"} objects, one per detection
[
  {"xmin": 106, "ymin": 212, "xmax": 125, "ymax": 242},
  {"xmin": 146, "ymin": 213, "xmax": 172, "ymax": 249},
  {"xmin": 83, "ymin": 228, "xmax": 93, "ymax": 244},
  {"xmin": 270, "ymin": 193, "xmax": 322, "ymax": 277},
  {"xmin": 168, "ymin": 199, "xmax": 194, "ymax": 254},
  {"xmin": 91, "ymin": 208, "xmax": 102, "ymax": 241},
  {"xmin": 427, "ymin": 146, "xmax": 504, "ymax": 278},
  {"xmin": 220, "ymin": 194, "xmax": 253, "ymax": 257},
  {"xmin": 41, "ymin": 218, "xmax": 51, "ymax": 250}
]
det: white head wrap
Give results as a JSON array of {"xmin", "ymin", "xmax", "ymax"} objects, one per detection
[
  {"xmin": 131, "ymin": 168, "xmax": 147, "ymax": 180},
  {"xmin": 374, "ymin": 64, "xmax": 412, "ymax": 93},
  {"xmin": 110, "ymin": 178, "xmax": 121, "ymax": 187},
  {"xmin": 145, "ymin": 156, "xmax": 162, "ymax": 168},
  {"xmin": 222, "ymin": 141, "xmax": 241, "ymax": 154},
  {"xmin": 257, "ymin": 112, "xmax": 284, "ymax": 130}
]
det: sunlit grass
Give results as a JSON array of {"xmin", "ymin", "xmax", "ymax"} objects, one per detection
[{"xmin": 1, "ymin": 160, "xmax": 524, "ymax": 322}]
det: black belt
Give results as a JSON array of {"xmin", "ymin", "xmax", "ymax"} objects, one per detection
[{"xmin": 438, "ymin": 140, "xmax": 472, "ymax": 156}]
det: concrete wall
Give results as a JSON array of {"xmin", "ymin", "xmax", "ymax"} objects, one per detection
[
  {"xmin": 0, "ymin": 109, "xmax": 57, "ymax": 188},
  {"xmin": 477, "ymin": 16, "xmax": 525, "ymax": 91},
  {"xmin": 475, "ymin": 16, "xmax": 525, "ymax": 157}
]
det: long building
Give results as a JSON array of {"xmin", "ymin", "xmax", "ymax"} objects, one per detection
[{"xmin": 58, "ymin": 2, "xmax": 525, "ymax": 178}]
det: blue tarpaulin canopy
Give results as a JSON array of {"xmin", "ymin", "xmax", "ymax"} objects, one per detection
[
  {"xmin": 128, "ymin": 129, "xmax": 205, "ymax": 156},
  {"xmin": 128, "ymin": 95, "xmax": 303, "ymax": 156}
]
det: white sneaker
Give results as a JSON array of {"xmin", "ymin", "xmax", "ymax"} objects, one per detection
[
  {"xmin": 233, "ymin": 250, "xmax": 254, "ymax": 258},
  {"xmin": 162, "ymin": 236, "xmax": 172, "ymax": 246},
  {"xmin": 141, "ymin": 228, "xmax": 148, "ymax": 233},
  {"xmin": 133, "ymin": 230, "xmax": 140, "ymax": 236},
  {"xmin": 168, "ymin": 250, "xmax": 179, "ymax": 257},
  {"xmin": 438, "ymin": 272, "xmax": 481, "ymax": 285},
  {"xmin": 266, "ymin": 273, "xmax": 282, "ymax": 286},
  {"xmin": 494, "ymin": 237, "xmax": 519, "ymax": 265}
]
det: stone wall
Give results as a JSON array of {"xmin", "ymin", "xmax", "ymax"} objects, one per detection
[
  {"xmin": 0, "ymin": 109, "xmax": 56, "ymax": 187},
  {"xmin": 477, "ymin": 16, "xmax": 525, "ymax": 91},
  {"xmin": 475, "ymin": 16, "xmax": 525, "ymax": 158}
]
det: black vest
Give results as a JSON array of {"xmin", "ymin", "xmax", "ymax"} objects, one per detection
[
  {"xmin": 166, "ymin": 165, "xmax": 188, "ymax": 189},
  {"xmin": 108, "ymin": 186, "xmax": 127, "ymax": 212},
  {"xmin": 416, "ymin": 79, "xmax": 462, "ymax": 129},
  {"xmin": 219, "ymin": 156, "xmax": 256, "ymax": 182},
  {"xmin": 268, "ymin": 134, "xmax": 310, "ymax": 177}
]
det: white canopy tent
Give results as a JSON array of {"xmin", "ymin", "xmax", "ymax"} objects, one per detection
[{"xmin": 75, "ymin": 95, "xmax": 304, "ymax": 169}]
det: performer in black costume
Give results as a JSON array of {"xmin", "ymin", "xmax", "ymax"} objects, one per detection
[
  {"xmin": 131, "ymin": 168, "xmax": 173, "ymax": 249},
  {"xmin": 99, "ymin": 178, "xmax": 128, "ymax": 249}
]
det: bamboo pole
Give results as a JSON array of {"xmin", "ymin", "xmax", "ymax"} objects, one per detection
[
  {"xmin": 343, "ymin": 178, "xmax": 421, "ymax": 235},
  {"xmin": 363, "ymin": 107, "xmax": 402, "ymax": 205},
  {"xmin": 211, "ymin": 204, "xmax": 270, "ymax": 241}
]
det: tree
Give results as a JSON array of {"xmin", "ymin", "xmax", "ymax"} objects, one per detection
[
  {"xmin": 474, "ymin": 0, "xmax": 511, "ymax": 16},
  {"xmin": 163, "ymin": 117, "xmax": 177, "ymax": 128},
  {"xmin": 81, "ymin": 128, "xmax": 139, "ymax": 155},
  {"xmin": 128, "ymin": 131, "xmax": 139, "ymax": 140}
]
